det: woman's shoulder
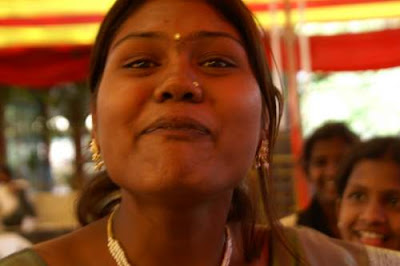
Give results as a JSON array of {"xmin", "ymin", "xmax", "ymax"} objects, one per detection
[
  {"xmin": 254, "ymin": 225, "xmax": 400, "ymax": 265},
  {"xmin": 0, "ymin": 232, "xmax": 32, "ymax": 259},
  {"xmin": 282, "ymin": 226, "xmax": 400, "ymax": 265},
  {"xmin": 0, "ymin": 249, "xmax": 46, "ymax": 266},
  {"xmin": 35, "ymin": 218, "xmax": 108, "ymax": 266}
]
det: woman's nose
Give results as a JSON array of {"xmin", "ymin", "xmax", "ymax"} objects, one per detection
[
  {"xmin": 154, "ymin": 78, "xmax": 203, "ymax": 103},
  {"xmin": 153, "ymin": 57, "xmax": 203, "ymax": 103},
  {"xmin": 360, "ymin": 200, "xmax": 387, "ymax": 224},
  {"xmin": 324, "ymin": 161, "xmax": 338, "ymax": 179}
]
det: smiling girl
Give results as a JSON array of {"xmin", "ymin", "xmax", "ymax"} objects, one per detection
[{"xmin": 338, "ymin": 137, "xmax": 400, "ymax": 251}]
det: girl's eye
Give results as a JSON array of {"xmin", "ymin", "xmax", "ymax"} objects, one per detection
[
  {"xmin": 348, "ymin": 191, "xmax": 366, "ymax": 202},
  {"xmin": 386, "ymin": 196, "xmax": 400, "ymax": 209},
  {"xmin": 311, "ymin": 158, "xmax": 328, "ymax": 168},
  {"xmin": 201, "ymin": 58, "xmax": 236, "ymax": 68},
  {"xmin": 123, "ymin": 59, "xmax": 160, "ymax": 69}
]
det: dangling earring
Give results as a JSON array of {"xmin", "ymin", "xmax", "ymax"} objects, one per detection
[
  {"xmin": 192, "ymin": 81, "xmax": 200, "ymax": 88},
  {"xmin": 90, "ymin": 139, "xmax": 104, "ymax": 171},
  {"xmin": 173, "ymin": 33, "xmax": 181, "ymax": 41},
  {"xmin": 255, "ymin": 139, "xmax": 269, "ymax": 170}
]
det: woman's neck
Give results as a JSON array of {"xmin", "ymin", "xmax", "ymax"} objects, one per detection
[
  {"xmin": 111, "ymin": 190, "xmax": 233, "ymax": 266},
  {"xmin": 317, "ymin": 197, "xmax": 340, "ymax": 237}
]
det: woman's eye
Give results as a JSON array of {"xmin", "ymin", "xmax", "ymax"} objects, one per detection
[
  {"xmin": 201, "ymin": 58, "xmax": 235, "ymax": 68},
  {"xmin": 123, "ymin": 59, "xmax": 160, "ymax": 69}
]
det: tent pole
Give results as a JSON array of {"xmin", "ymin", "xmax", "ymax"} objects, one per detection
[
  {"xmin": 283, "ymin": 0, "xmax": 309, "ymax": 210},
  {"xmin": 0, "ymin": 88, "xmax": 6, "ymax": 166}
]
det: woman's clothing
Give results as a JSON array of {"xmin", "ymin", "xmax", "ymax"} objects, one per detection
[
  {"xmin": 1, "ymin": 226, "xmax": 400, "ymax": 265},
  {"xmin": 0, "ymin": 249, "xmax": 45, "ymax": 266},
  {"xmin": 271, "ymin": 226, "xmax": 400, "ymax": 265},
  {"xmin": 280, "ymin": 196, "xmax": 335, "ymax": 237},
  {"xmin": 0, "ymin": 233, "xmax": 31, "ymax": 259}
]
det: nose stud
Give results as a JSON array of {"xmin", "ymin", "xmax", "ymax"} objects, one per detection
[
  {"xmin": 192, "ymin": 81, "xmax": 200, "ymax": 88},
  {"xmin": 174, "ymin": 33, "xmax": 181, "ymax": 41}
]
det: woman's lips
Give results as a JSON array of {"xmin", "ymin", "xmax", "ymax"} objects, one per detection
[
  {"xmin": 140, "ymin": 117, "xmax": 212, "ymax": 138},
  {"xmin": 356, "ymin": 230, "xmax": 387, "ymax": 248}
]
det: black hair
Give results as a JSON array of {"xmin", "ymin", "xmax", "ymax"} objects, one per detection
[
  {"xmin": 337, "ymin": 136, "xmax": 400, "ymax": 197},
  {"xmin": 0, "ymin": 165, "xmax": 12, "ymax": 182},
  {"xmin": 302, "ymin": 121, "xmax": 359, "ymax": 174}
]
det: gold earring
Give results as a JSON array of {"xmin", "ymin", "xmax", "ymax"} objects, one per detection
[
  {"xmin": 192, "ymin": 81, "xmax": 200, "ymax": 88},
  {"xmin": 90, "ymin": 139, "xmax": 104, "ymax": 171},
  {"xmin": 255, "ymin": 139, "xmax": 269, "ymax": 170},
  {"xmin": 174, "ymin": 33, "xmax": 181, "ymax": 41}
]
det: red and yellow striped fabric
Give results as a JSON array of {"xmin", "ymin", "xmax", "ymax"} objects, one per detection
[
  {"xmin": 1, "ymin": 0, "xmax": 400, "ymax": 47},
  {"xmin": 1, "ymin": 0, "xmax": 400, "ymax": 88}
]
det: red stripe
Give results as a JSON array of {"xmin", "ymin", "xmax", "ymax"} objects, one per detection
[
  {"xmin": 1, "ymin": 1, "xmax": 398, "ymax": 27},
  {"xmin": 0, "ymin": 29, "xmax": 399, "ymax": 88},
  {"xmin": 248, "ymin": 0, "xmax": 400, "ymax": 12},
  {"xmin": 0, "ymin": 45, "xmax": 91, "ymax": 88},
  {"xmin": 309, "ymin": 28, "xmax": 400, "ymax": 71},
  {"xmin": 0, "ymin": 15, "xmax": 104, "ymax": 27}
]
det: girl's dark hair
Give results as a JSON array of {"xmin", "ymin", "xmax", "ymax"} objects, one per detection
[
  {"xmin": 0, "ymin": 165, "xmax": 12, "ymax": 181},
  {"xmin": 0, "ymin": 164, "xmax": 13, "ymax": 182},
  {"xmin": 337, "ymin": 136, "xmax": 400, "ymax": 197},
  {"xmin": 78, "ymin": 0, "xmax": 284, "ymax": 262},
  {"xmin": 301, "ymin": 121, "xmax": 359, "ymax": 173}
]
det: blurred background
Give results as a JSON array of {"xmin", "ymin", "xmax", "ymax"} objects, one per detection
[{"xmin": 0, "ymin": 0, "xmax": 399, "ymax": 249}]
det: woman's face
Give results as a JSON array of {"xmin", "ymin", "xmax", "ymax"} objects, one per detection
[
  {"xmin": 93, "ymin": 0, "xmax": 263, "ymax": 198},
  {"xmin": 308, "ymin": 137, "xmax": 351, "ymax": 204},
  {"xmin": 337, "ymin": 159, "xmax": 400, "ymax": 250}
]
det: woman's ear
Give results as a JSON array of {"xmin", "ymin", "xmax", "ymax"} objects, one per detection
[
  {"xmin": 260, "ymin": 128, "xmax": 268, "ymax": 140},
  {"xmin": 335, "ymin": 198, "xmax": 345, "ymax": 238},
  {"xmin": 301, "ymin": 159, "xmax": 311, "ymax": 181},
  {"xmin": 259, "ymin": 116, "xmax": 269, "ymax": 141},
  {"xmin": 260, "ymin": 104, "xmax": 270, "ymax": 141},
  {"xmin": 336, "ymin": 198, "xmax": 342, "ymax": 222},
  {"xmin": 89, "ymin": 106, "xmax": 105, "ymax": 171},
  {"xmin": 90, "ymin": 104, "xmax": 98, "ymax": 143}
]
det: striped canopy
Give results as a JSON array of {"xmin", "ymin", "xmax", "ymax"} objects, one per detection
[
  {"xmin": 1, "ymin": 0, "xmax": 400, "ymax": 87},
  {"xmin": 1, "ymin": 0, "xmax": 400, "ymax": 47}
]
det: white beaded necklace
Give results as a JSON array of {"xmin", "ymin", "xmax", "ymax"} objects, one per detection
[{"xmin": 107, "ymin": 210, "xmax": 233, "ymax": 266}]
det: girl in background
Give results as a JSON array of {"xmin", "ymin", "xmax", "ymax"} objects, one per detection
[
  {"xmin": 337, "ymin": 137, "xmax": 400, "ymax": 251},
  {"xmin": 281, "ymin": 122, "xmax": 359, "ymax": 238}
]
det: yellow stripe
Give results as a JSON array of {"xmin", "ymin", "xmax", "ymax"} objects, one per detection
[
  {"xmin": 0, "ymin": 0, "xmax": 115, "ymax": 18},
  {"xmin": 1, "ymin": 1, "xmax": 400, "ymax": 48},
  {"xmin": 302, "ymin": 2, "xmax": 400, "ymax": 22},
  {"xmin": 3, "ymin": 0, "xmax": 398, "ymax": 18},
  {"xmin": 244, "ymin": 0, "xmax": 336, "ymax": 3},
  {"xmin": 0, "ymin": 24, "xmax": 99, "ymax": 48},
  {"xmin": 255, "ymin": 2, "xmax": 400, "ymax": 27}
]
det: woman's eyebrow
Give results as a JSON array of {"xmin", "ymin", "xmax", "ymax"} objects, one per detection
[
  {"xmin": 382, "ymin": 189, "xmax": 400, "ymax": 196},
  {"xmin": 110, "ymin": 30, "xmax": 244, "ymax": 51},
  {"xmin": 188, "ymin": 31, "xmax": 244, "ymax": 47},
  {"xmin": 346, "ymin": 183, "xmax": 366, "ymax": 191},
  {"xmin": 111, "ymin": 31, "xmax": 166, "ymax": 51}
]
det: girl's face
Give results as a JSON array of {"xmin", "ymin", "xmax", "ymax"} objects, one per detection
[
  {"xmin": 92, "ymin": 0, "xmax": 263, "ymax": 200},
  {"xmin": 308, "ymin": 137, "xmax": 351, "ymax": 203},
  {"xmin": 338, "ymin": 159, "xmax": 400, "ymax": 250}
]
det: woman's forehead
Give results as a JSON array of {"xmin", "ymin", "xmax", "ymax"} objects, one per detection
[
  {"xmin": 112, "ymin": 0, "xmax": 241, "ymax": 47},
  {"xmin": 348, "ymin": 159, "xmax": 400, "ymax": 187}
]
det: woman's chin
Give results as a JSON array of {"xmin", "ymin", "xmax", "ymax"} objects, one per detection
[{"xmin": 121, "ymin": 171, "xmax": 232, "ymax": 197}]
